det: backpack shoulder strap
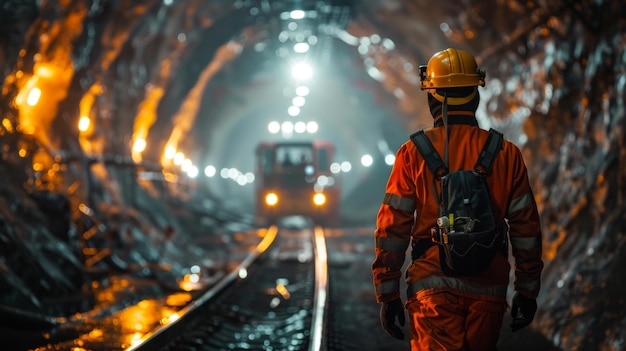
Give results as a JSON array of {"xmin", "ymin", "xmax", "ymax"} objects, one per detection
[
  {"xmin": 474, "ymin": 128, "xmax": 504, "ymax": 174},
  {"xmin": 410, "ymin": 130, "xmax": 447, "ymax": 176}
]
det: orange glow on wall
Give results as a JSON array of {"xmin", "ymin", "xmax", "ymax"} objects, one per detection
[
  {"xmin": 15, "ymin": 62, "xmax": 72, "ymax": 141},
  {"xmin": 163, "ymin": 145, "xmax": 176, "ymax": 160},
  {"xmin": 161, "ymin": 42, "xmax": 241, "ymax": 167},
  {"xmin": 78, "ymin": 116, "xmax": 91, "ymax": 132},
  {"xmin": 132, "ymin": 85, "xmax": 164, "ymax": 163},
  {"xmin": 25, "ymin": 87, "xmax": 42, "ymax": 106},
  {"xmin": 133, "ymin": 138, "xmax": 147, "ymax": 153},
  {"xmin": 13, "ymin": 3, "xmax": 87, "ymax": 151},
  {"xmin": 77, "ymin": 83, "xmax": 104, "ymax": 155},
  {"xmin": 1, "ymin": 118, "xmax": 14, "ymax": 133}
]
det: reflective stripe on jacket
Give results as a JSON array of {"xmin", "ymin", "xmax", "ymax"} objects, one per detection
[{"xmin": 372, "ymin": 113, "xmax": 543, "ymax": 303}]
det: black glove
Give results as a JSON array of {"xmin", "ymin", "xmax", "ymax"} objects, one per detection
[
  {"xmin": 380, "ymin": 298, "xmax": 405, "ymax": 340},
  {"xmin": 510, "ymin": 292, "xmax": 537, "ymax": 332}
]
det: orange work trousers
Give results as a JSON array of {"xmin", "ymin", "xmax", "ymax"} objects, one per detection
[{"xmin": 406, "ymin": 291, "xmax": 507, "ymax": 351}]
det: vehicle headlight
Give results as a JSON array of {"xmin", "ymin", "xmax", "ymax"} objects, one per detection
[
  {"xmin": 313, "ymin": 193, "xmax": 326, "ymax": 206},
  {"xmin": 265, "ymin": 193, "xmax": 278, "ymax": 206}
]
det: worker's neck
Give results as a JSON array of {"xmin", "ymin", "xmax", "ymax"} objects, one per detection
[{"xmin": 433, "ymin": 111, "xmax": 478, "ymax": 127}]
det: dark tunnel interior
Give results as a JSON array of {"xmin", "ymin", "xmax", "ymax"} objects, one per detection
[{"xmin": 0, "ymin": 1, "xmax": 624, "ymax": 350}]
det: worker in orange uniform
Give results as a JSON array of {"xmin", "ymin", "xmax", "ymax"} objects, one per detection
[{"xmin": 372, "ymin": 48, "xmax": 544, "ymax": 350}]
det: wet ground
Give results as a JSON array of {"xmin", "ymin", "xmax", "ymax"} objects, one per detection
[
  {"xmin": 12, "ymin": 224, "xmax": 560, "ymax": 351},
  {"xmin": 10, "ymin": 225, "xmax": 263, "ymax": 351}
]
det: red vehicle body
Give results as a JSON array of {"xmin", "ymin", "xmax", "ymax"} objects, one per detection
[{"xmin": 255, "ymin": 140, "xmax": 340, "ymax": 226}]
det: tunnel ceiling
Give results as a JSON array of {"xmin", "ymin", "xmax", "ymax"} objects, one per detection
[{"xmin": 0, "ymin": 0, "xmax": 606, "ymax": 174}]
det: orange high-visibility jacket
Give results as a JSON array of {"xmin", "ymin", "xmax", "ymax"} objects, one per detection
[{"xmin": 372, "ymin": 113, "xmax": 543, "ymax": 304}]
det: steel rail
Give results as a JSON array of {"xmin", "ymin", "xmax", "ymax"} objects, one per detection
[
  {"xmin": 124, "ymin": 225, "xmax": 279, "ymax": 351},
  {"xmin": 309, "ymin": 225, "xmax": 329, "ymax": 351}
]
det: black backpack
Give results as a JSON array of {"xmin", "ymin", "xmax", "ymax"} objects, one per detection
[{"xmin": 410, "ymin": 128, "xmax": 507, "ymax": 276}]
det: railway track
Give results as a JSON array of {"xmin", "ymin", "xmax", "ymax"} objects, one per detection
[
  {"xmin": 27, "ymin": 221, "xmax": 408, "ymax": 351},
  {"xmin": 124, "ymin": 222, "xmax": 410, "ymax": 351},
  {"xmin": 127, "ymin": 221, "xmax": 329, "ymax": 351}
]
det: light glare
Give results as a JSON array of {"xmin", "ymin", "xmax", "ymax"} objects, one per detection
[
  {"xmin": 268, "ymin": 121, "xmax": 281, "ymax": 133},
  {"xmin": 220, "ymin": 168, "xmax": 229, "ymax": 178},
  {"xmin": 290, "ymin": 10, "xmax": 305, "ymax": 19},
  {"xmin": 187, "ymin": 166, "xmax": 198, "ymax": 178},
  {"xmin": 265, "ymin": 193, "xmax": 278, "ymax": 206},
  {"xmin": 78, "ymin": 116, "xmax": 90, "ymax": 132},
  {"xmin": 361, "ymin": 154, "xmax": 374, "ymax": 167},
  {"xmin": 341, "ymin": 161, "xmax": 352, "ymax": 172},
  {"xmin": 181, "ymin": 158, "xmax": 192, "ymax": 171},
  {"xmin": 228, "ymin": 168, "xmax": 238, "ymax": 179},
  {"xmin": 306, "ymin": 121, "xmax": 318, "ymax": 133},
  {"xmin": 204, "ymin": 165, "xmax": 216, "ymax": 177},
  {"xmin": 164, "ymin": 146, "xmax": 176, "ymax": 159},
  {"xmin": 294, "ymin": 121, "xmax": 306, "ymax": 133},
  {"xmin": 385, "ymin": 154, "xmax": 396, "ymax": 165},
  {"xmin": 27, "ymin": 87, "xmax": 41, "ymax": 106},
  {"xmin": 282, "ymin": 121, "xmax": 294, "ymax": 134},
  {"xmin": 292, "ymin": 96, "xmax": 305, "ymax": 107},
  {"xmin": 293, "ymin": 43, "xmax": 310, "ymax": 53},
  {"xmin": 288, "ymin": 106, "xmax": 300, "ymax": 116},
  {"xmin": 295, "ymin": 85, "xmax": 310, "ymax": 96},
  {"xmin": 245, "ymin": 172, "xmax": 255, "ymax": 183},
  {"xmin": 291, "ymin": 63, "xmax": 313, "ymax": 80},
  {"xmin": 173, "ymin": 152, "xmax": 185, "ymax": 165},
  {"xmin": 237, "ymin": 174, "xmax": 247, "ymax": 185},
  {"xmin": 313, "ymin": 193, "xmax": 326, "ymax": 206},
  {"xmin": 133, "ymin": 138, "xmax": 147, "ymax": 153}
]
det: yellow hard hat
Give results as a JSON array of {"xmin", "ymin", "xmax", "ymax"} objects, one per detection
[{"xmin": 419, "ymin": 48, "xmax": 485, "ymax": 104}]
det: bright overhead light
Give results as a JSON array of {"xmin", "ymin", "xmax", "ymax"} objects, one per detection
[
  {"xmin": 290, "ymin": 10, "xmax": 305, "ymax": 20},
  {"xmin": 181, "ymin": 158, "xmax": 192, "ymax": 171},
  {"xmin": 204, "ymin": 165, "xmax": 216, "ymax": 177},
  {"xmin": 306, "ymin": 121, "xmax": 318, "ymax": 134},
  {"xmin": 228, "ymin": 168, "xmax": 239, "ymax": 179},
  {"xmin": 164, "ymin": 146, "xmax": 176, "ymax": 159},
  {"xmin": 268, "ymin": 121, "xmax": 281, "ymax": 133},
  {"xmin": 317, "ymin": 175, "xmax": 329, "ymax": 186},
  {"xmin": 281, "ymin": 121, "xmax": 294, "ymax": 134},
  {"xmin": 237, "ymin": 174, "xmax": 247, "ymax": 186},
  {"xmin": 220, "ymin": 168, "xmax": 229, "ymax": 179},
  {"xmin": 245, "ymin": 172, "xmax": 255, "ymax": 183},
  {"xmin": 341, "ymin": 161, "xmax": 352, "ymax": 172},
  {"xmin": 292, "ymin": 96, "xmax": 305, "ymax": 107},
  {"xmin": 173, "ymin": 152, "xmax": 185, "ymax": 165},
  {"xmin": 288, "ymin": 106, "xmax": 300, "ymax": 116},
  {"xmin": 294, "ymin": 121, "xmax": 306, "ymax": 133},
  {"xmin": 291, "ymin": 63, "xmax": 313, "ymax": 80},
  {"xmin": 295, "ymin": 85, "xmax": 309, "ymax": 96},
  {"xmin": 385, "ymin": 154, "xmax": 396, "ymax": 165},
  {"xmin": 293, "ymin": 42, "xmax": 310, "ymax": 53},
  {"xmin": 361, "ymin": 154, "xmax": 374, "ymax": 167},
  {"xmin": 187, "ymin": 166, "xmax": 199, "ymax": 178}
]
